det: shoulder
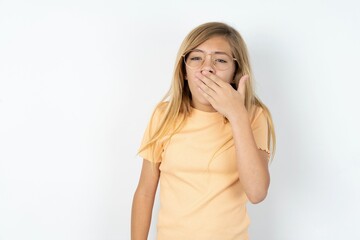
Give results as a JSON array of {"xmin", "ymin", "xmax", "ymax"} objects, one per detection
[
  {"xmin": 151, "ymin": 101, "xmax": 169, "ymax": 121},
  {"xmin": 250, "ymin": 105, "xmax": 264, "ymax": 120},
  {"xmin": 154, "ymin": 101, "xmax": 169, "ymax": 114},
  {"xmin": 156, "ymin": 101, "xmax": 169, "ymax": 111},
  {"xmin": 250, "ymin": 105, "xmax": 269, "ymax": 129}
]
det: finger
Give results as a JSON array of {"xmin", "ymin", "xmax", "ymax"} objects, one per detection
[
  {"xmin": 195, "ymin": 72, "xmax": 219, "ymax": 92},
  {"xmin": 196, "ymin": 71, "xmax": 222, "ymax": 91},
  {"xmin": 197, "ymin": 86, "xmax": 216, "ymax": 105},
  {"xmin": 196, "ymin": 75, "xmax": 216, "ymax": 96},
  {"xmin": 201, "ymin": 70, "xmax": 227, "ymax": 88},
  {"xmin": 237, "ymin": 75, "xmax": 249, "ymax": 96}
]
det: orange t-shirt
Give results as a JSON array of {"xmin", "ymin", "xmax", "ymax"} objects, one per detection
[{"xmin": 138, "ymin": 102, "xmax": 270, "ymax": 240}]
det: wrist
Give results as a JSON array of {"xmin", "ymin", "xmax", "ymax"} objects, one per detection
[{"xmin": 227, "ymin": 106, "xmax": 249, "ymax": 124}]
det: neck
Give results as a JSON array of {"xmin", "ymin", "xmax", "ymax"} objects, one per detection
[{"xmin": 191, "ymin": 101, "xmax": 217, "ymax": 112}]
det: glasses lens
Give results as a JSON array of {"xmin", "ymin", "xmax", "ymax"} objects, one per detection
[
  {"xmin": 212, "ymin": 53, "xmax": 233, "ymax": 70},
  {"xmin": 184, "ymin": 51, "xmax": 205, "ymax": 68},
  {"xmin": 184, "ymin": 51, "xmax": 234, "ymax": 70}
]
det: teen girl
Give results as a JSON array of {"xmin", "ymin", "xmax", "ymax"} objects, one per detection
[{"xmin": 131, "ymin": 22, "xmax": 276, "ymax": 240}]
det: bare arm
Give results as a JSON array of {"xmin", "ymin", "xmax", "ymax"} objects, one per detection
[
  {"xmin": 131, "ymin": 159, "xmax": 160, "ymax": 240},
  {"xmin": 228, "ymin": 107, "xmax": 270, "ymax": 204}
]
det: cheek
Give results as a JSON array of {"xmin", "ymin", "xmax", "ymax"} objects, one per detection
[
  {"xmin": 187, "ymin": 77, "xmax": 199, "ymax": 93},
  {"xmin": 186, "ymin": 70, "xmax": 201, "ymax": 87},
  {"xmin": 186, "ymin": 68, "xmax": 200, "ymax": 79}
]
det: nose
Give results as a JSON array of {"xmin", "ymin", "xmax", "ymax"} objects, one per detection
[{"xmin": 201, "ymin": 54, "xmax": 215, "ymax": 74}]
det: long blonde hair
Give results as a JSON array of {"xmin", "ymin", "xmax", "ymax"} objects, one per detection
[{"xmin": 138, "ymin": 22, "xmax": 276, "ymax": 164}]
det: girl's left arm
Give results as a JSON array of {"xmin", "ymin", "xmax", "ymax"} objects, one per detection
[
  {"xmin": 228, "ymin": 107, "xmax": 270, "ymax": 204},
  {"xmin": 195, "ymin": 70, "xmax": 270, "ymax": 204}
]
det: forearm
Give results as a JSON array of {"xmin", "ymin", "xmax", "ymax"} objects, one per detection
[
  {"xmin": 228, "ymin": 108, "xmax": 270, "ymax": 204},
  {"xmin": 131, "ymin": 191, "xmax": 156, "ymax": 240}
]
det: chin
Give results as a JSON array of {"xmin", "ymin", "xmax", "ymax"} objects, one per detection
[{"xmin": 192, "ymin": 95, "xmax": 212, "ymax": 106}]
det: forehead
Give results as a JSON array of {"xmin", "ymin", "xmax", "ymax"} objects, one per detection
[{"xmin": 194, "ymin": 36, "xmax": 232, "ymax": 55}]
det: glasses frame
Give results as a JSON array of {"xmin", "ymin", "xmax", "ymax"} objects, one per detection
[{"xmin": 182, "ymin": 50, "xmax": 238, "ymax": 71}]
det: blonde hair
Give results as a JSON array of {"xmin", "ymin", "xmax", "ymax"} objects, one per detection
[{"xmin": 138, "ymin": 22, "xmax": 276, "ymax": 164}]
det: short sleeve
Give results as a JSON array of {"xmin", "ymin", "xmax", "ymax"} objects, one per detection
[
  {"xmin": 137, "ymin": 102, "xmax": 167, "ymax": 163},
  {"xmin": 251, "ymin": 107, "xmax": 270, "ymax": 158}
]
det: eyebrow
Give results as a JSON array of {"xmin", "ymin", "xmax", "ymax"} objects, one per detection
[{"xmin": 193, "ymin": 49, "xmax": 231, "ymax": 56}]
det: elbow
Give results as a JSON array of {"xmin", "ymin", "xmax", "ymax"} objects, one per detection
[
  {"xmin": 247, "ymin": 180, "xmax": 270, "ymax": 204},
  {"xmin": 248, "ymin": 190, "xmax": 268, "ymax": 204}
]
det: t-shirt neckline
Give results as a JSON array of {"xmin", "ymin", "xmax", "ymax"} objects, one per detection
[{"xmin": 190, "ymin": 106, "xmax": 224, "ymax": 120}]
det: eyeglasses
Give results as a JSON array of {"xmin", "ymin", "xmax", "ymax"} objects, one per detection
[{"xmin": 183, "ymin": 50, "xmax": 237, "ymax": 71}]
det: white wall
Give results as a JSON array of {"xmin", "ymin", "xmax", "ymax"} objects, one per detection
[{"xmin": 1, "ymin": 0, "xmax": 359, "ymax": 239}]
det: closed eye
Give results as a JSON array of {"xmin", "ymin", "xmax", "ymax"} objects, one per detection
[
  {"xmin": 215, "ymin": 58, "xmax": 228, "ymax": 63},
  {"xmin": 190, "ymin": 57, "xmax": 203, "ymax": 61}
]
